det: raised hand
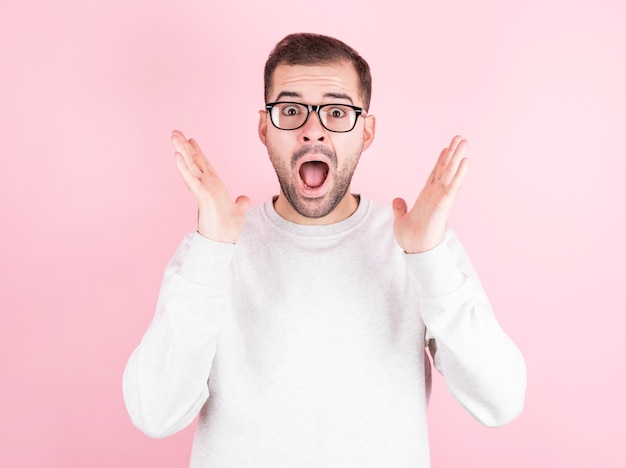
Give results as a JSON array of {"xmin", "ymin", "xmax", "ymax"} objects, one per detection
[
  {"xmin": 172, "ymin": 130, "xmax": 250, "ymax": 243},
  {"xmin": 392, "ymin": 136, "xmax": 468, "ymax": 254}
]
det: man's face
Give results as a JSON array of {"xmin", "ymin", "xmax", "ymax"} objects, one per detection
[{"xmin": 258, "ymin": 61, "xmax": 375, "ymax": 224}]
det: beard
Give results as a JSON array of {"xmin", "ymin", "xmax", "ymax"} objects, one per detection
[{"xmin": 268, "ymin": 143, "xmax": 363, "ymax": 219}]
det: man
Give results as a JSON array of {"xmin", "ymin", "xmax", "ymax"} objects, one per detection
[{"xmin": 123, "ymin": 33, "xmax": 526, "ymax": 467}]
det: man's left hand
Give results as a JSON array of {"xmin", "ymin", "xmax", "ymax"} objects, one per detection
[{"xmin": 392, "ymin": 136, "xmax": 468, "ymax": 254}]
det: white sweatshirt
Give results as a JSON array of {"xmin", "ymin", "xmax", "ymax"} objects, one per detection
[{"xmin": 123, "ymin": 196, "xmax": 526, "ymax": 467}]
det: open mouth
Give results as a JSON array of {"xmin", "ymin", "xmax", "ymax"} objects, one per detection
[{"xmin": 299, "ymin": 161, "xmax": 329, "ymax": 189}]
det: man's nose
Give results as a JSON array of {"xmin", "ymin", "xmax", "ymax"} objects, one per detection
[{"xmin": 300, "ymin": 110, "xmax": 326, "ymax": 142}]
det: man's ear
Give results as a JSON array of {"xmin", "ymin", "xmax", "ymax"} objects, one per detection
[
  {"xmin": 258, "ymin": 110, "xmax": 268, "ymax": 146},
  {"xmin": 362, "ymin": 114, "xmax": 376, "ymax": 152}
]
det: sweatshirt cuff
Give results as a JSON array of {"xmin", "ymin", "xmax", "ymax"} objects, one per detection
[
  {"xmin": 177, "ymin": 232, "xmax": 237, "ymax": 285},
  {"xmin": 404, "ymin": 234, "xmax": 466, "ymax": 297}
]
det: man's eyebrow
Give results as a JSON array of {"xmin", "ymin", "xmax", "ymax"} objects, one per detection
[
  {"xmin": 274, "ymin": 91, "xmax": 301, "ymax": 101},
  {"xmin": 323, "ymin": 92, "xmax": 354, "ymax": 104}
]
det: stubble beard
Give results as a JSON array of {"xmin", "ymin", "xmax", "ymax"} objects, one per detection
[{"xmin": 268, "ymin": 143, "xmax": 363, "ymax": 219}]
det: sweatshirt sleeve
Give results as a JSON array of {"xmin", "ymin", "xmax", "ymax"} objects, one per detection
[
  {"xmin": 122, "ymin": 232, "xmax": 236, "ymax": 438},
  {"xmin": 405, "ymin": 230, "xmax": 527, "ymax": 427}
]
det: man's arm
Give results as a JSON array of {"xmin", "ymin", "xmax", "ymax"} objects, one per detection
[
  {"xmin": 122, "ymin": 131, "xmax": 248, "ymax": 437},
  {"xmin": 123, "ymin": 233, "xmax": 235, "ymax": 438},
  {"xmin": 394, "ymin": 136, "xmax": 526, "ymax": 425},
  {"xmin": 408, "ymin": 231, "xmax": 526, "ymax": 426}
]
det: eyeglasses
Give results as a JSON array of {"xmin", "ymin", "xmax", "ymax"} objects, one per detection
[{"xmin": 265, "ymin": 101, "xmax": 366, "ymax": 133}]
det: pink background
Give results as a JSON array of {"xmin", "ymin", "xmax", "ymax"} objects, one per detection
[{"xmin": 1, "ymin": 0, "xmax": 625, "ymax": 466}]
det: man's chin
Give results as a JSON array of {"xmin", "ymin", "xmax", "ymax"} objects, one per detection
[
  {"xmin": 277, "ymin": 174, "xmax": 353, "ymax": 223},
  {"xmin": 293, "ymin": 199, "xmax": 335, "ymax": 220},
  {"xmin": 289, "ymin": 190, "xmax": 354, "ymax": 222}
]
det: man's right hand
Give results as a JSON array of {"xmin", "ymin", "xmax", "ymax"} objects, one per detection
[{"xmin": 172, "ymin": 130, "xmax": 250, "ymax": 243}]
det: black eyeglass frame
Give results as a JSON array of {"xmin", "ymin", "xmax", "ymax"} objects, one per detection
[{"xmin": 265, "ymin": 101, "xmax": 366, "ymax": 133}]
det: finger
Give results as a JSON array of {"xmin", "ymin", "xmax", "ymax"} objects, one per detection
[
  {"xmin": 437, "ymin": 135, "xmax": 462, "ymax": 172},
  {"xmin": 175, "ymin": 152, "xmax": 201, "ymax": 191},
  {"xmin": 440, "ymin": 139, "xmax": 468, "ymax": 186},
  {"xmin": 171, "ymin": 132, "xmax": 193, "ymax": 159},
  {"xmin": 392, "ymin": 197, "xmax": 408, "ymax": 220},
  {"xmin": 172, "ymin": 134, "xmax": 204, "ymax": 178},
  {"xmin": 172, "ymin": 134, "xmax": 212, "ymax": 175},
  {"xmin": 176, "ymin": 146, "xmax": 203, "ymax": 179},
  {"xmin": 171, "ymin": 129, "xmax": 187, "ymax": 141},
  {"xmin": 448, "ymin": 135, "xmax": 463, "ymax": 154},
  {"xmin": 446, "ymin": 157, "xmax": 469, "ymax": 196},
  {"xmin": 176, "ymin": 151, "xmax": 229, "ymax": 202},
  {"xmin": 188, "ymin": 138, "xmax": 213, "ymax": 174},
  {"xmin": 450, "ymin": 138, "xmax": 467, "ymax": 160},
  {"xmin": 431, "ymin": 147, "xmax": 449, "ymax": 183}
]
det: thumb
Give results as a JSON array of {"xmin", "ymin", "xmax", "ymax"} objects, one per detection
[
  {"xmin": 392, "ymin": 197, "xmax": 408, "ymax": 220},
  {"xmin": 235, "ymin": 195, "xmax": 252, "ymax": 213}
]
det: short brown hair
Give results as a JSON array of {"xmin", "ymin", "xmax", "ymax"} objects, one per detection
[{"xmin": 264, "ymin": 33, "xmax": 372, "ymax": 111}]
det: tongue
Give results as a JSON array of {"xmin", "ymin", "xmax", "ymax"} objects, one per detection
[{"xmin": 299, "ymin": 161, "xmax": 328, "ymax": 188}]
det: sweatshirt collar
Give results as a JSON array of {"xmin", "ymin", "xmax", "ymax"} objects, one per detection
[{"xmin": 262, "ymin": 195, "xmax": 370, "ymax": 238}]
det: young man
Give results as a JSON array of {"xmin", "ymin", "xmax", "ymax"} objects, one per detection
[{"xmin": 123, "ymin": 33, "xmax": 526, "ymax": 467}]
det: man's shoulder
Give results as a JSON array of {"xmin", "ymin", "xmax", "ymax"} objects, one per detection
[{"xmin": 359, "ymin": 196, "xmax": 394, "ymax": 229}]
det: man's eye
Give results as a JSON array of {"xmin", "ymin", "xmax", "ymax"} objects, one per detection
[
  {"xmin": 282, "ymin": 106, "xmax": 300, "ymax": 116},
  {"xmin": 327, "ymin": 107, "xmax": 346, "ymax": 118}
]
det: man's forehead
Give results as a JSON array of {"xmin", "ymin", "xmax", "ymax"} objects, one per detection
[{"xmin": 269, "ymin": 62, "xmax": 361, "ymax": 103}]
